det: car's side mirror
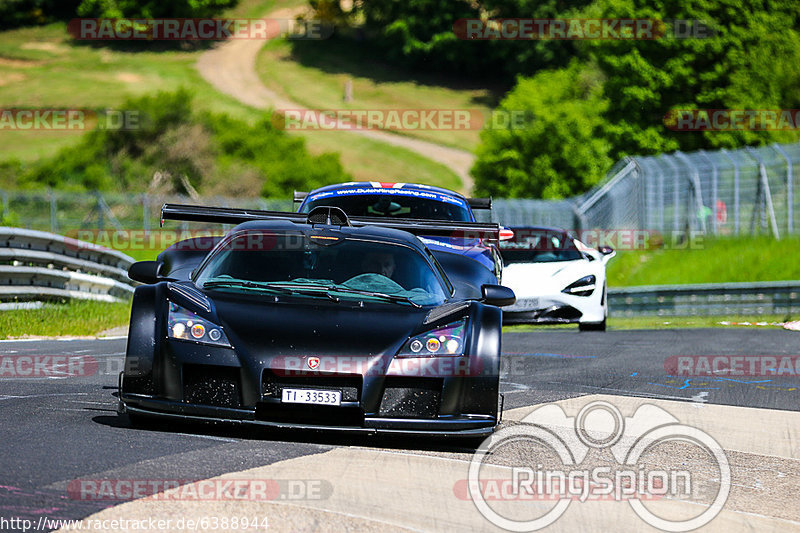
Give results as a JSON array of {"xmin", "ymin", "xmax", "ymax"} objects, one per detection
[
  {"xmin": 128, "ymin": 261, "xmax": 165, "ymax": 284},
  {"xmin": 481, "ymin": 284, "xmax": 516, "ymax": 307}
]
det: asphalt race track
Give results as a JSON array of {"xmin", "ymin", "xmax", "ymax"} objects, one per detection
[{"xmin": 1, "ymin": 329, "xmax": 798, "ymax": 532}]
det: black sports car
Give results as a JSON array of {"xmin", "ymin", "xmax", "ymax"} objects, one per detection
[{"xmin": 119, "ymin": 204, "xmax": 515, "ymax": 437}]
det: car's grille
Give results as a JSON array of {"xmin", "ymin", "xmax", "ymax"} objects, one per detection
[
  {"xmin": 262, "ymin": 371, "xmax": 361, "ymax": 402},
  {"xmin": 183, "ymin": 364, "xmax": 242, "ymax": 409},
  {"xmin": 541, "ymin": 305, "xmax": 582, "ymax": 320},
  {"xmin": 379, "ymin": 378, "xmax": 442, "ymax": 418},
  {"xmin": 255, "ymin": 403, "xmax": 364, "ymax": 426}
]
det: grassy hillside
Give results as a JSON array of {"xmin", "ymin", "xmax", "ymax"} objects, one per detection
[
  {"xmin": 607, "ymin": 236, "xmax": 800, "ymax": 286},
  {"xmin": 0, "ymin": 0, "xmax": 461, "ymax": 189},
  {"xmin": 257, "ymin": 37, "xmax": 503, "ymax": 152}
]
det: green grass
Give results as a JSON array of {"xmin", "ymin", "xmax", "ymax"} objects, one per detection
[
  {"xmin": 607, "ymin": 236, "xmax": 800, "ymax": 286},
  {"xmin": 256, "ymin": 37, "xmax": 502, "ymax": 152},
  {"xmin": 302, "ymin": 130, "xmax": 463, "ymax": 190},
  {"xmin": 4, "ymin": 302, "xmax": 786, "ymax": 340},
  {"xmin": 0, "ymin": 299, "xmax": 131, "ymax": 338},
  {"xmin": 504, "ymin": 314, "xmax": 794, "ymax": 333},
  {"xmin": 0, "ymin": 23, "xmax": 257, "ymax": 163}
]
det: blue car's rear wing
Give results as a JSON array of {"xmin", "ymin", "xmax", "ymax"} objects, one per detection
[{"xmin": 160, "ymin": 203, "xmax": 501, "ymax": 240}]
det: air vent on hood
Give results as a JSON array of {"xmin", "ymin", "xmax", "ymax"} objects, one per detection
[
  {"xmin": 168, "ymin": 282, "xmax": 211, "ymax": 312},
  {"xmin": 424, "ymin": 301, "xmax": 470, "ymax": 325}
]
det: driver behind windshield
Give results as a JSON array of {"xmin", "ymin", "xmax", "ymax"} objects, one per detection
[{"xmin": 361, "ymin": 251, "xmax": 396, "ymax": 278}]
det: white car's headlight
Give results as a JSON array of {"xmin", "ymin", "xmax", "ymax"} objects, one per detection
[
  {"xmin": 562, "ymin": 275, "xmax": 596, "ymax": 297},
  {"xmin": 168, "ymin": 302, "xmax": 231, "ymax": 347},
  {"xmin": 397, "ymin": 320, "xmax": 466, "ymax": 357}
]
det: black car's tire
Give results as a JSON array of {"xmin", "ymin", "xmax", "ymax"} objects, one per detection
[{"xmin": 579, "ymin": 318, "xmax": 606, "ymax": 331}]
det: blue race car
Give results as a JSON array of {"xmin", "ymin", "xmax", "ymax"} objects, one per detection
[{"xmin": 295, "ymin": 182, "xmax": 508, "ymax": 299}]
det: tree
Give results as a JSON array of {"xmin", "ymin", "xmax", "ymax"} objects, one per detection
[
  {"xmin": 473, "ymin": 0, "xmax": 800, "ymax": 197},
  {"xmin": 472, "ymin": 62, "xmax": 613, "ymax": 198},
  {"xmin": 76, "ymin": 0, "xmax": 238, "ymax": 19}
]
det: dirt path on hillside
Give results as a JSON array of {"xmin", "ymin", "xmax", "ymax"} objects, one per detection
[{"xmin": 196, "ymin": 7, "xmax": 476, "ymax": 193}]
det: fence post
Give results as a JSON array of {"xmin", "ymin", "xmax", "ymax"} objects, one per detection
[
  {"xmin": 772, "ymin": 143, "xmax": 793, "ymax": 235},
  {"xmin": 141, "ymin": 194, "xmax": 150, "ymax": 233},
  {"xmin": 745, "ymin": 147, "xmax": 780, "ymax": 239},
  {"xmin": 48, "ymin": 189, "xmax": 58, "ymax": 233},
  {"xmin": 674, "ymin": 151, "xmax": 708, "ymax": 234},
  {"xmin": 719, "ymin": 149, "xmax": 740, "ymax": 235},
  {"xmin": 660, "ymin": 154, "xmax": 682, "ymax": 233},
  {"xmin": 1, "ymin": 190, "xmax": 8, "ymax": 222},
  {"xmin": 698, "ymin": 150, "xmax": 718, "ymax": 235}
]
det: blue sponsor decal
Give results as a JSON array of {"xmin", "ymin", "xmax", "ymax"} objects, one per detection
[{"xmin": 307, "ymin": 187, "xmax": 467, "ymax": 208}]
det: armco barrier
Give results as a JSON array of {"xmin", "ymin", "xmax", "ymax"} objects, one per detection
[
  {"xmin": 0, "ymin": 227, "xmax": 135, "ymax": 303},
  {"xmin": 608, "ymin": 281, "xmax": 800, "ymax": 316}
]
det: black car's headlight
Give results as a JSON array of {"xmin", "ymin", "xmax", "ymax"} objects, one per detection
[
  {"xmin": 562, "ymin": 275, "xmax": 596, "ymax": 297},
  {"xmin": 397, "ymin": 320, "xmax": 466, "ymax": 358},
  {"xmin": 167, "ymin": 302, "xmax": 231, "ymax": 347}
]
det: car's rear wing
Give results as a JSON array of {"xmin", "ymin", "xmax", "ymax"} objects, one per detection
[
  {"xmin": 292, "ymin": 190, "xmax": 491, "ymax": 210},
  {"xmin": 161, "ymin": 203, "xmax": 501, "ymax": 240},
  {"xmin": 467, "ymin": 197, "xmax": 492, "ymax": 210},
  {"xmin": 293, "ymin": 190, "xmax": 308, "ymax": 206}
]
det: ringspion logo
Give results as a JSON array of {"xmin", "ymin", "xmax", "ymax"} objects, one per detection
[{"xmin": 467, "ymin": 400, "xmax": 730, "ymax": 531}]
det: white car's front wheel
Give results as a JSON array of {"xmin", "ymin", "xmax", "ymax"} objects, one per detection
[{"xmin": 579, "ymin": 283, "xmax": 607, "ymax": 331}]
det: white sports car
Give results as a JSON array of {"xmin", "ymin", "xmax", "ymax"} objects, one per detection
[{"xmin": 500, "ymin": 227, "xmax": 615, "ymax": 330}]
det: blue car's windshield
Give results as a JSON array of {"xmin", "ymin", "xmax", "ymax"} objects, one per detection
[
  {"xmin": 195, "ymin": 231, "xmax": 447, "ymax": 306},
  {"xmin": 302, "ymin": 193, "xmax": 472, "ymax": 222}
]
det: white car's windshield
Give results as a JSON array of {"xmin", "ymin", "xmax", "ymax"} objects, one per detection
[{"xmin": 500, "ymin": 230, "xmax": 583, "ymax": 264}]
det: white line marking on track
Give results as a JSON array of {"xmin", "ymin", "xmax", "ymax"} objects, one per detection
[
  {"xmin": 253, "ymin": 498, "xmax": 427, "ymax": 533},
  {"xmin": 172, "ymin": 433, "xmax": 240, "ymax": 443},
  {"xmin": 691, "ymin": 391, "xmax": 710, "ymax": 403},
  {"xmin": 0, "ymin": 392, "xmax": 90, "ymax": 401},
  {"xmin": 0, "ymin": 336, "xmax": 126, "ymax": 343}
]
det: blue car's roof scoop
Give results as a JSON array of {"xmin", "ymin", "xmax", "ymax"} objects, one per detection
[{"xmin": 306, "ymin": 206, "xmax": 351, "ymax": 227}]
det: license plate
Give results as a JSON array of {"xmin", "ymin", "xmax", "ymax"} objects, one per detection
[
  {"xmin": 512, "ymin": 298, "xmax": 540, "ymax": 310},
  {"xmin": 281, "ymin": 388, "xmax": 341, "ymax": 406}
]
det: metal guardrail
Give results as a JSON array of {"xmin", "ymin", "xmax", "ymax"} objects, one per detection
[
  {"xmin": 608, "ymin": 281, "xmax": 800, "ymax": 317},
  {"xmin": 0, "ymin": 227, "xmax": 136, "ymax": 303}
]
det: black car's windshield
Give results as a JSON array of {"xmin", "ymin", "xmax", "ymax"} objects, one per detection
[
  {"xmin": 195, "ymin": 231, "xmax": 447, "ymax": 306},
  {"xmin": 500, "ymin": 230, "xmax": 583, "ymax": 264},
  {"xmin": 301, "ymin": 193, "xmax": 472, "ymax": 222}
]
